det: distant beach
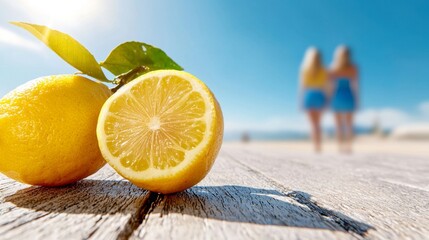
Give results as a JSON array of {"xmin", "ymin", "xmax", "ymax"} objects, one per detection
[
  {"xmin": 223, "ymin": 127, "xmax": 388, "ymax": 142},
  {"xmin": 224, "ymin": 137, "xmax": 429, "ymax": 157}
]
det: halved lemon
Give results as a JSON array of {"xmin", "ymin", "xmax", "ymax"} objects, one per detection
[{"xmin": 97, "ymin": 70, "xmax": 223, "ymax": 194}]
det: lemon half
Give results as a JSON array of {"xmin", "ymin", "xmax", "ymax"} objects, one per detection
[{"xmin": 97, "ymin": 70, "xmax": 223, "ymax": 193}]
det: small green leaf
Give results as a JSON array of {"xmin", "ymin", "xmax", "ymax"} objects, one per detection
[
  {"xmin": 11, "ymin": 22, "xmax": 109, "ymax": 82},
  {"xmin": 101, "ymin": 41, "xmax": 183, "ymax": 76}
]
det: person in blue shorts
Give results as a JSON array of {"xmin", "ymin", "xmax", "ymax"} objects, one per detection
[
  {"xmin": 329, "ymin": 46, "xmax": 359, "ymax": 153},
  {"xmin": 300, "ymin": 47, "xmax": 328, "ymax": 152}
]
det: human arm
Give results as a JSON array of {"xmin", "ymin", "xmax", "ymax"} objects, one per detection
[
  {"xmin": 298, "ymin": 72, "xmax": 305, "ymax": 110},
  {"xmin": 351, "ymin": 66, "xmax": 359, "ymax": 109}
]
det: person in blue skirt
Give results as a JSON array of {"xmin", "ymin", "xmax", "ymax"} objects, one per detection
[
  {"xmin": 329, "ymin": 46, "xmax": 359, "ymax": 153},
  {"xmin": 300, "ymin": 47, "xmax": 328, "ymax": 153}
]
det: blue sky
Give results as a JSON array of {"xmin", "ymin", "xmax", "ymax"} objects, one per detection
[{"xmin": 1, "ymin": 0, "xmax": 429, "ymax": 132}]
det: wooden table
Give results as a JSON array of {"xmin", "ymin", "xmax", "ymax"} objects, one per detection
[{"xmin": 1, "ymin": 143, "xmax": 428, "ymax": 240}]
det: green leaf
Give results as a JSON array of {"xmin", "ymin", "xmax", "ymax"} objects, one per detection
[
  {"xmin": 100, "ymin": 41, "xmax": 183, "ymax": 76},
  {"xmin": 11, "ymin": 22, "xmax": 109, "ymax": 82}
]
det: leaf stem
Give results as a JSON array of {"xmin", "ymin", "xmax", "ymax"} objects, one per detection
[{"xmin": 110, "ymin": 66, "xmax": 150, "ymax": 92}]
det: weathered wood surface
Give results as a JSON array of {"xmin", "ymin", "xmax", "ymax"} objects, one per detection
[
  {"xmin": 223, "ymin": 144, "xmax": 429, "ymax": 240},
  {"xmin": 1, "ymin": 142, "xmax": 428, "ymax": 240},
  {"xmin": 0, "ymin": 167, "xmax": 150, "ymax": 240}
]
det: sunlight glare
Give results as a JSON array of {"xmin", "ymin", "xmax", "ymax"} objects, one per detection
[{"xmin": 23, "ymin": 0, "xmax": 98, "ymax": 26}]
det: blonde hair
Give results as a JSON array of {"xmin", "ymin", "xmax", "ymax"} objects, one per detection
[
  {"xmin": 331, "ymin": 45, "xmax": 352, "ymax": 71},
  {"xmin": 300, "ymin": 47, "xmax": 326, "ymax": 88}
]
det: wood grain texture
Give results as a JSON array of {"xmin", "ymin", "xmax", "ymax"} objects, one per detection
[
  {"xmin": 0, "ymin": 167, "xmax": 150, "ymax": 240},
  {"xmin": 1, "ymin": 143, "xmax": 428, "ymax": 240},
  {"xmin": 222, "ymin": 143, "xmax": 429, "ymax": 240}
]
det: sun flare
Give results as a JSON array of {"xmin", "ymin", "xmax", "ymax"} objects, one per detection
[{"xmin": 22, "ymin": 0, "xmax": 98, "ymax": 26}]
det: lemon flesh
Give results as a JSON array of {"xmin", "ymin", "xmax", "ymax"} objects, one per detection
[
  {"xmin": 97, "ymin": 70, "xmax": 223, "ymax": 194},
  {"xmin": 0, "ymin": 75, "xmax": 112, "ymax": 186}
]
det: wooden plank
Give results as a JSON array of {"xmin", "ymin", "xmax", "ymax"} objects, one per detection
[
  {"xmin": 131, "ymin": 150, "xmax": 368, "ymax": 240},
  {"xmin": 2, "ymin": 143, "xmax": 426, "ymax": 239},
  {"xmin": 223, "ymin": 143, "xmax": 429, "ymax": 240},
  {"xmin": 0, "ymin": 166, "xmax": 149, "ymax": 240}
]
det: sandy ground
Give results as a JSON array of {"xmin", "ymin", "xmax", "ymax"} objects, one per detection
[{"xmin": 224, "ymin": 137, "xmax": 429, "ymax": 157}]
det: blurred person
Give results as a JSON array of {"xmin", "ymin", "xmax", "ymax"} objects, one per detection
[
  {"xmin": 300, "ymin": 47, "xmax": 328, "ymax": 153},
  {"xmin": 329, "ymin": 46, "xmax": 359, "ymax": 153},
  {"xmin": 241, "ymin": 132, "xmax": 250, "ymax": 143}
]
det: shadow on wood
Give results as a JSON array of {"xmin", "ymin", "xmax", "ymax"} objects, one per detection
[
  {"xmin": 4, "ymin": 179, "xmax": 148, "ymax": 215},
  {"xmin": 5, "ymin": 181, "xmax": 373, "ymax": 236},
  {"xmin": 156, "ymin": 185, "xmax": 373, "ymax": 236}
]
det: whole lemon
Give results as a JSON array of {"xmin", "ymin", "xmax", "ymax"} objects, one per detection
[{"xmin": 0, "ymin": 75, "xmax": 111, "ymax": 186}]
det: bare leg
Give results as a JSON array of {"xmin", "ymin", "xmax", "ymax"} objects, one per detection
[
  {"xmin": 334, "ymin": 113, "xmax": 345, "ymax": 153},
  {"xmin": 344, "ymin": 113, "xmax": 354, "ymax": 154},
  {"xmin": 307, "ymin": 110, "xmax": 322, "ymax": 153}
]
